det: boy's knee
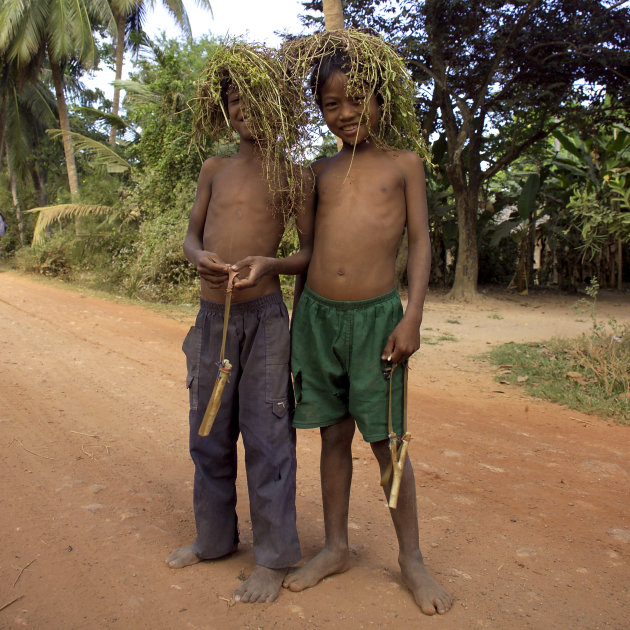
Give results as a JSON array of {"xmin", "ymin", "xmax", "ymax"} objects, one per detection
[
  {"xmin": 321, "ymin": 416, "xmax": 355, "ymax": 447},
  {"xmin": 370, "ymin": 438, "xmax": 391, "ymax": 464}
]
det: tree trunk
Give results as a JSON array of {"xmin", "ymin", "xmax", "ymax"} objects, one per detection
[
  {"xmin": 31, "ymin": 165, "xmax": 47, "ymax": 207},
  {"xmin": 50, "ymin": 60, "xmax": 80, "ymax": 198},
  {"xmin": 617, "ymin": 237, "xmax": 623, "ymax": 290},
  {"xmin": 6, "ymin": 144, "xmax": 25, "ymax": 246},
  {"xmin": 449, "ymin": 189, "xmax": 479, "ymax": 300},
  {"xmin": 322, "ymin": 0, "xmax": 344, "ymax": 151},
  {"xmin": 322, "ymin": 0, "xmax": 344, "ymax": 30},
  {"xmin": 109, "ymin": 13, "xmax": 126, "ymax": 147}
]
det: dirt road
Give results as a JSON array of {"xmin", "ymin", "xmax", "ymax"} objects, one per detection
[{"xmin": 1, "ymin": 270, "xmax": 628, "ymax": 629}]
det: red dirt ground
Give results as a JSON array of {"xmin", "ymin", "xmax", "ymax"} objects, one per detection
[{"xmin": 1, "ymin": 270, "xmax": 628, "ymax": 629}]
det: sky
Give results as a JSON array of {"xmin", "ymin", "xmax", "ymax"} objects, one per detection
[{"xmin": 144, "ymin": 0, "xmax": 309, "ymax": 46}]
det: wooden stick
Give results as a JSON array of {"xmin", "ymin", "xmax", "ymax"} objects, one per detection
[
  {"xmin": 388, "ymin": 432, "xmax": 411, "ymax": 509},
  {"xmin": 198, "ymin": 361, "xmax": 232, "ymax": 437},
  {"xmin": 13, "ymin": 559, "xmax": 36, "ymax": 587},
  {"xmin": 0, "ymin": 595, "xmax": 24, "ymax": 613}
]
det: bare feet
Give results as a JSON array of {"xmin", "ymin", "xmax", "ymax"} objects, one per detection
[
  {"xmin": 165, "ymin": 545, "xmax": 201, "ymax": 569},
  {"xmin": 233, "ymin": 565, "xmax": 287, "ymax": 603},
  {"xmin": 282, "ymin": 548, "xmax": 350, "ymax": 592},
  {"xmin": 399, "ymin": 552, "xmax": 453, "ymax": 615}
]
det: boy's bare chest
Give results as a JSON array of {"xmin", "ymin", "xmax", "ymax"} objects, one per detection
[
  {"xmin": 209, "ymin": 165, "xmax": 271, "ymax": 212},
  {"xmin": 317, "ymin": 158, "xmax": 403, "ymax": 206}
]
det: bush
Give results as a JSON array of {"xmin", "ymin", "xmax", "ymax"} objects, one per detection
[{"xmin": 119, "ymin": 178, "xmax": 198, "ymax": 302}]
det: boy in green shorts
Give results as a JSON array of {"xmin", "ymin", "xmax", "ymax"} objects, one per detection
[{"xmin": 282, "ymin": 30, "xmax": 453, "ymax": 616}]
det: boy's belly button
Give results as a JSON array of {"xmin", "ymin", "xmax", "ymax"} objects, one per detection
[{"xmin": 336, "ymin": 267, "xmax": 345, "ymax": 276}]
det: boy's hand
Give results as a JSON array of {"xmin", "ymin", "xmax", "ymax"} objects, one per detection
[
  {"xmin": 195, "ymin": 251, "xmax": 230, "ymax": 288},
  {"xmin": 230, "ymin": 256, "xmax": 274, "ymax": 290},
  {"xmin": 381, "ymin": 317, "xmax": 421, "ymax": 364}
]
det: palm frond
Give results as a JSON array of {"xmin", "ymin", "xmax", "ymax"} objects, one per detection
[
  {"xmin": 72, "ymin": 105, "xmax": 128, "ymax": 130},
  {"xmin": 0, "ymin": 0, "xmax": 29, "ymax": 53},
  {"xmin": 21, "ymin": 81, "xmax": 57, "ymax": 127},
  {"xmin": 161, "ymin": 0, "xmax": 192, "ymax": 37},
  {"xmin": 47, "ymin": 129, "xmax": 131, "ymax": 172},
  {"xmin": 27, "ymin": 203, "xmax": 116, "ymax": 245},
  {"xmin": 113, "ymin": 78, "xmax": 160, "ymax": 101},
  {"xmin": 87, "ymin": 0, "xmax": 115, "ymax": 32},
  {"xmin": 192, "ymin": 0, "xmax": 213, "ymax": 17},
  {"xmin": 113, "ymin": 79, "xmax": 160, "ymax": 107}
]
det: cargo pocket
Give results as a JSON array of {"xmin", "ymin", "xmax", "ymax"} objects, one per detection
[
  {"xmin": 264, "ymin": 309, "xmax": 291, "ymax": 417},
  {"xmin": 182, "ymin": 325, "xmax": 202, "ymax": 411}
]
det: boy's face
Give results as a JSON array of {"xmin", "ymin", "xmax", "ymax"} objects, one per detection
[
  {"xmin": 319, "ymin": 71, "xmax": 380, "ymax": 148},
  {"xmin": 226, "ymin": 87, "xmax": 254, "ymax": 141}
]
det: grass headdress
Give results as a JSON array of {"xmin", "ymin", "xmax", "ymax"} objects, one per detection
[
  {"xmin": 192, "ymin": 40, "xmax": 308, "ymax": 216},
  {"xmin": 281, "ymin": 29, "xmax": 428, "ymax": 161}
]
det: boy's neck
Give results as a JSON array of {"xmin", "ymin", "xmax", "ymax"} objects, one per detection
[
  {"xmin": 236, "ymin": 137, "xmax": 262, "ymax": 159},
  {"xmin": 340, "ymin": 139, "xmax": 377, "ymax": 154}
]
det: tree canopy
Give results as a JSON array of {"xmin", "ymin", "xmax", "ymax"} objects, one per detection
[{"xmin": 303, "ymin": 0, "xmax": 630, "ymax": 297}]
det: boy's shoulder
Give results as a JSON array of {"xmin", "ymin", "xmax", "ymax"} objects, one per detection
[
  {"xmin": 385, "ymin": 147, "xmax": 424, "ymax": 168},
  {"xmin": 310, "ymin": 155, "xmax": 334, "ymax": 177},
  {"xmin": 201, "ymin": 155, "xmax": 230, "ymax": 172},
  {"xmin": 198, "ymin": 155, "xmax": 239, "ymax": 184}
]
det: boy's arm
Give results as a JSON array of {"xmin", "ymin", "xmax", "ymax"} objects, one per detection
[
  {"xmin": 381, "ymin": 152, "xmax": 431, "ymax": 364},
  {"xmin": 183, "ymin": 158, "xmax": 230, "ymax": 288},
  {"xmin": 231, "ymin": 167, "xmax": 315, "ymax": 289}
]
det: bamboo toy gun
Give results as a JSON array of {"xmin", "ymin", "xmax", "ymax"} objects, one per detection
[
  {"xmin": 380, "ymin": 361, "xmax": 411, "ymax": 509},
  {"xmin": 198, "ymin": 269, "xmax": 238, "ymax": 437}
]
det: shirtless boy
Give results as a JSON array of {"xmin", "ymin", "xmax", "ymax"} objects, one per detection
[
  {"xmin": 166, "ymin": 49, "xmax": 314, "ymax": 604},
  {"xmin": 284, "ymin": 44, "xmax": 453, "ymax": 615}
]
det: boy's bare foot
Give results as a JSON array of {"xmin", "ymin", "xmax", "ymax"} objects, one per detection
[
  {"xmin": 399, "ymin": 552, "xmax": 453, "ymax": 615},
  {"xmin": 282, "ymin": 548, "xmax": 350, "ymax": 592},
  {"xmin": 233, "ymin": 565, "xmax": 287, "ymax": 603},
  {"xmin": 165, "ymin": 545, "xmax": 201, "ymax": 569}
]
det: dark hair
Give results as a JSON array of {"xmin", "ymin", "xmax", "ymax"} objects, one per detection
[
  {"xmin": 219, "ymin": 76, "xmax": 234, "ymax": 112},
  {"xmin": 310, "ymin": 51, "xmax": 351, "ymax": 106},
  {"xmin": 309, "ymin": 50, "xmax": 383, "ymax": 108}
]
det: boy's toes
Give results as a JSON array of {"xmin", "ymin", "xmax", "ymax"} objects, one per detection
[
  {"xmin": 234, "ymin": 565, "xmax": 285, "ymax": 604},
  {"xmin": 435, "ymin": 592, "xmax": 454, "ymax": 615}
]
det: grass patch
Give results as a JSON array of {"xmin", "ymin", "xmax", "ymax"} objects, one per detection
[
  {"xmin": 487, "ymin": 320, "xmax": 630, "ymax": 424},
  {"xmin": 423, "ymin": 331, "xmax": 458, "ymax": 345},
  {"xmin": 446, "ymin": 318, "xmax": 461, "ymax": 324},
  {"xmin": 488, "ymin": 312, "xmax": 503, "ymax": 320}
]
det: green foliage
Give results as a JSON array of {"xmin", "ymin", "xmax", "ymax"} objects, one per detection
[
  {"xmin": 116, "ymin": 175, "xmax": 198, "ymax": 302},
  {"xmin": 14, "ymin": 212, "xmax": 127, "ymax": 282},
  {"xmin": 125, "ymin": 36, "xmax": 219, "ymax": 208},
  {"xmin": 488, "ymin": 321, "xmax": 630, "ymax": 424},
  {"xmin": 556, "ymin": 124, "xmax": 630, "ymax": 257}
]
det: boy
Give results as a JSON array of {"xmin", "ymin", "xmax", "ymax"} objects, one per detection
[
  {"xmin": 166, "ymin": 44, "xmax": 314, "ymax": 605},
  {"xmin": 283, "ymin": 32, "xmax": 453, "ymax": 616}
]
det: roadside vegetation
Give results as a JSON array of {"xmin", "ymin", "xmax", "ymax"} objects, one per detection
[{"xmin": 488, "ymin": 283, "xmax": 630, "ymax": 424}]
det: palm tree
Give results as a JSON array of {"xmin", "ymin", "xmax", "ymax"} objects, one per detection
[
  {"xmin": 322, "ymin": 0, "xmax": 344, "ymax": 150},
  {"xmin": 108, "ymin": 0, "xmax": 212, "ymax": 147},
  {"xmin": 0, "ymin": 0, "xmax": 115, "ymax": 198},
  {"xmin": 0, "ymin": 53, "xmax": 57, "ymax": 244},
  {"xmin": 322, "ymin": 0, "xmax": 344, "ymax": 30}
]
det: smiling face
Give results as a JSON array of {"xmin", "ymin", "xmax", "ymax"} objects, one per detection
[
  {"xmin": 226, "ymin": 86, "xmax": 254, "ymax": 141},
  {"xmin": 319, "ymin": 71, "xmax": 381, "ymax": 148}
]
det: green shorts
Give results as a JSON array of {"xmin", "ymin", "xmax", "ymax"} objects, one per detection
[{"xmin": 291, "ymin": 286, "xmax": 405, "ymax": 443}]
